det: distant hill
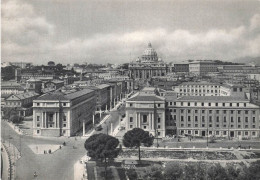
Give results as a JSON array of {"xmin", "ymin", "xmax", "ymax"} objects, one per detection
[{"xmin": 231, "ymin": 56, "xmax": 260, "ymax": 65}]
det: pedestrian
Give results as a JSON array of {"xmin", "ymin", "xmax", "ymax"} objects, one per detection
[{"xmin": 60, "ymin": 145, "xmax": 62, "ymax": 149}]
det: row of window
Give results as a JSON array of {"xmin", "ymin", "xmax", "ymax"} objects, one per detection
[
  {"xmin": 36, "ymin": 123, "xmax": 67, "ymax": 127},
  {"xmin": 181, "ymin": 130, "xmax": 257, "ymax": 136},
  {"xmin": 36, "ymin": 102, "xmax": 67, "ymax": 106},
  {"xmin": 168, "ymin": 109, "xmax": 255, "ymax": 114},
  {"xmin": 180, "ymin": 123, "xmax": 258, "ymax": 128},
  {"xmin": 36, "ymin": 115, "xmax": 67, "ymax": 121},
  {"xmin": 179, "ymin": 89, "xmax": 219, "ymax": 93},
  {"xmin": 168, "ymin": 102, "xmax": 248, "ymax": 107},
  {"xmin": 178, "ymin": 116, "xmax": 257, "ymax": 123}
]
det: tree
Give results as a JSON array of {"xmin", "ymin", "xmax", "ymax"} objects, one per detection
[
  {"xmin": 84, "ymin": 133, "xmax": 120, "ymax": 178},
  {"xmin": 1, "ymin": 66, "xmax": 16, "ymax": 81},
  {"xmin": 164, "ymin": 162, "xmax": 184, "ymax": 180},
  {"xmin": 123, "ymin": 128, "xmax": 154, "ymax": 161},
  {"xmin": 10, "ymin": 115, "xmax": 23, "ymax": 124}
]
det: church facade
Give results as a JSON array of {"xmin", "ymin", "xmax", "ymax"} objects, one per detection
[{"xmin": 129, "ymin": 43, "xmax": 168, "ymax": 80}]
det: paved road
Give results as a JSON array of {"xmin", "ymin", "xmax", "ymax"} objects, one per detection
[{"xmin": 1, "ymin": 121, "xmax": 87, "ymax": 180}]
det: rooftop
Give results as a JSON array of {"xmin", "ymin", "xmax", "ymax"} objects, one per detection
[{"xmin": 127, "ymin": 94, "xmax": 165, "ymax": 102}]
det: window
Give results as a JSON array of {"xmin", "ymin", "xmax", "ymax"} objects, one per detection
[
  {"xmin": 37, "ymin": 103, "xmax": 40, "ymax": 106},
  {"xmin": 181, "ymin": 109, "xmax": 184, "ymax": 113},
  {"xmin": 216, "ymin": 116, "xmax": 219, "ymax": 122},
  {"xmin": 181, "ymin": 102, "xmax": 183, "ymax": 106},
  {"xmin": 143, "ymin": 115, "xmax": 147, "ymax": 123},
  {"xmin": 252, "ymin": 132, "xmax": 256, "ymax": 136},
  {"xmin": 238, "ymin": 110, "xmax": 241, "ymax": 114},
  {"xmin": 253, "ymin": 125, "xmax": 255, "ymax": 128},
  {"xmin": 224, "ymin": 117, "xmax": 226, "ymax": 122},
  {"xmin": 209, "ymin": 124, "xmax": 212, "ymax": 128},
  {"xmin": 245, "ymin": 125, "xmax": 248, "ymax": 128},
  {"xmin": 216, "ymin": 131, "xmax": 219, "ymax": 135},
  {"xmin": 63, "ymin": 124, "xmax": 66, "ymax": 127},
  {"xmin": 230, "ymin": 103, "xmax": 232, "ymax": 107},
  {"xmin": 130, "ymin": 117, "xmax": 133, "ymax": 122},
  {"xmin": 202, "ymin": 124, "xmax": 205, "ymax": 127},
  {"xmin": 216, "ymin": 110, "xmax": 219, "ymax": 114},
  {"xmin": 130, "ymin": 125, "xmax": 133, "ymax": 128},
  {"xmin": 223, "ymin": 110, "xmax": 226, "ymax": 114},
  {"xmin": 238, "ymin": 125, "xmax": 241, "ymax": 128},
  {"xmin": 188, "ymin": 116, "xmax": 191, "ymax": 121},
  {"xmin": 188, "ymin": 103, "xmax": 190, "ymax": 106},
  {"xmin": 195, "ymin": 102, "xmax": 197, "ymax": 106},
  {"xmin": 216, "ymin": 103, "xmax": 218, "ymax": 106},
  {"xmin": 244, "ymin": 103, "xmax": 246, "ymax": 107},
  {"xmin": 245, "ymin": 131, "xmax": 248, "ymax": 136},
  {"xmin": 195, "ymin": 124, "xmax": 198, "ymax": 127},
  {"xmin": 158, "ymin": 118, "xmax": 161, "ymax": 123},
  {"xmin": 195, "ymin": 116, "xmax": 198, "ymax": 121},
  {"xmin": 195, "ymin": 130, "xmax": 198, "ymax": 134},
  {"xmin": 170, "ymin": 102, "xmax": 172, "ymax": 105},
  {"xmin": 63, "ymin": 103, "xmax": 66, "ymax": 106},
  {"xmin": 202, "ymin": 103, "xmax": 204, "ymax": 106},
  {"xmin": 173, "ymin": 109, "xmax": 176, "ymax": 112},
  {"xmin": 37, "ymin": 116, "xmax": 40, "ymax": 121},
  {"xmin": 188, "ymin": 110, "xmax": 191, "ymax": 113},
  {"xmin": 222, "ymin": 103, "xmax": 225, "ymax": 107},
  {"xmin": 209, "ymin": 116, "xmax": 212, "ymax": 122},
  {"xmin": 231, "ymin": 117, "xmax": 233, "ymax": 122},
  {"xmin": 202, "ymin": 116, "xmax": 205, "ymax": 122},
  {"xmin": 195, "ymin": 110, "xmax": 198, "ymax": 113},
  {"xmin": 209, "ymin": 110, "xmax": 212, "ymax": 114},
  {"xmin": 158, "ymin": 104, "xmax": 161, "ymax": 107},
  {"xmin": 216, "ymin": 124, "xmax": 219, "ymax": 128},
  {"xmin": 253, "ymin": 117, "xmax": 255, "ymax": 123},
  {"xmin": 158, "ymin": 125, "xmax": 161, "ymax": 128},
  {"xmin": 223, "ymin": 131, "xmax": 227, "ymax": 135},
  {"xmin": 237, "ymin": 103, "xmax": 239, "ymax": 107},
  {"xmin": 245, "ymin": 111, "xmax": 248, "ymax": 114},
  {"xmin": 37, "ymin": 130, "xmax": 40, "ymax": 134},
  {"xmin": 202, "ymin": 110, "xmax": 205, "ymax": 113},
  {"xmin": 252, "ymin": 111, "xmax": 256, "ymax": 114},
  {"xmin": 181, "ymin": 116, "xmax": 184, "ymax": 121},
  {"xmin": 231, "ymin": 110, "xmax": 233, "ymax": 114},
  {"xmin": 245, "ymin": 117, "xmax": 248, "ymax": 123},
  {"xmin": 174, "ymin": 102, "xmax": 176, "ymax": 105},
  {"xmin": 238, "ymin": 117, "xmax": 241, "ymax": 123},
  {"xmin": 143, "ymin": 126, "xmax": 147, "ymax": 129},
  {"xmin": 129, "ymin": 103, "xmax": 133, "ymax": 107},
  {"xmin": 37, "ymin": 123, "xmax": 40, "ymax": 127}
]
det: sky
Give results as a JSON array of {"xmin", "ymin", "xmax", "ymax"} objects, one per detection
[{"xmin": 2, "ymin": 0, "xmax": 260, "ymax": 65}]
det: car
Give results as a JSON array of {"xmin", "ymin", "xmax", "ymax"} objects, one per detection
[{"xmin": 95, "ymin": 125, "xmax": 103, "ymax": 131}]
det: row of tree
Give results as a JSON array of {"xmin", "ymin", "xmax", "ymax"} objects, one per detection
[{"xmin": 141, "ymin": 161, "xmax": 260, "ymax": 180}]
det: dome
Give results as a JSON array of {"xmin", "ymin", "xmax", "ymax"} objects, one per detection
[{"xmin": 141, "ymin": 43, "xmax": 158, "ymax": 61}]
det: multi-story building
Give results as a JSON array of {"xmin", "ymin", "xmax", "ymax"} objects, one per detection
[
  {"xmin": 173, "ymin": 63, "xmax": 189, "ymax": 73},
  {"xmin": 129, "ymin": 43, "xmax": 168, "ymax": 80},
  {"xmin": 32, "ymin": 89, "xmax": 96, "ymax": 137},
  {"xmin": 165, "ymin": 95, "xmax": 260, "ymax": 138},
  {"xmin": 189, "ymin": 61, "xmax": 218, "ymax": 76},
  {"xmin": 3, "ymin": 92, "xmax": 39, "ymax": 116},
  {"xmin": 174, "ymin": 81, "xmax": 222, "ymax": 97},
  {"xmin": 26, "ymin": 78, "xmax": 42, "ymax": 94},
  {"xmin": 125, "ymin": 87, "xmax": 166, "ymax": 137}
]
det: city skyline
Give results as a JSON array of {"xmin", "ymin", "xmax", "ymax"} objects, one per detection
[{"xmin": 2, "ymin": 0, "xmax": 260, "ymax": 65}]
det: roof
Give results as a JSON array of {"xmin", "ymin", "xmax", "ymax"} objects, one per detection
[
  {"xmin": 180, "ymin": 81, "xmax": 219, "ymax": 86},
  {"xmin": 96, "ymin": 84, "xmax": 111, "ymax": 89},
  {"xmin": 27, "ymin": 77, "xmax": 42, "ymax": 82},
  {"xmin": 177, "ymin": 95, "xmax": 249, "ymax": 102},
  {"xmin": 64, "ymin": 89, "xmax": 94, "ymax": 100},
  {"xmin": 127, "ymin": 94, "xmax": 165, "ymax": 102}
]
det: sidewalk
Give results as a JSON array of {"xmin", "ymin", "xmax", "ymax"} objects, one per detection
[{"xmin": 74, "ymin": 155, "xmax": 90, "ymax": 180}]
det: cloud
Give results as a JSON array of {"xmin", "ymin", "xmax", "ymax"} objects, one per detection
[{"xmin": 1, "ymin": 0, "xmax": 260, "ymax": 64}]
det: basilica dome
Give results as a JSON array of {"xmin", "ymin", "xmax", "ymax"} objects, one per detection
[{"xmin": 141, "ymin": 43, "xmax": 158, "ymax": 61}]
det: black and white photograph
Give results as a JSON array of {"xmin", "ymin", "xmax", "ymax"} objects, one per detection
[{"xmin": 1, "ymin": 0, "xmax": 260, "ymax": 179}]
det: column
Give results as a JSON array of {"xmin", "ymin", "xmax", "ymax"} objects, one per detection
[
  {"xmin": 136, "ymin": 113, "xmax": 138, "ymax": 128},
  {"xmin": 93, "ymin": 114, "xmax": 95, "ymax": 126},
  {"xmin": 151, "ymin": 113, "xmax": 154, "ymax": 130},
  {"xmin": 139, "ymin": 113, "xmax": 141, "ymax": 128},
  {"xmin": 111, "ymin": 123, "xmax": 113, "ymax": 135},
  {"xmin": 83, "ymin": 121, "xmax": 85, "ymax": 135},
  {"xmin": 57, "ymin": 112, "xmax": 59, "ymax": 128},
  {"xmin": 41, "ymin": 112, "xmax": 44, "ymax": 128},
  {"xmin": 149, "ymin": 113, "xmax": 152, "ymax": 130}
]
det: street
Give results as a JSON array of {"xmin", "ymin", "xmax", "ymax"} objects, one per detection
[{"xmin": 1, "ymin": 121, "xmax": 87, "ymax": 180}]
